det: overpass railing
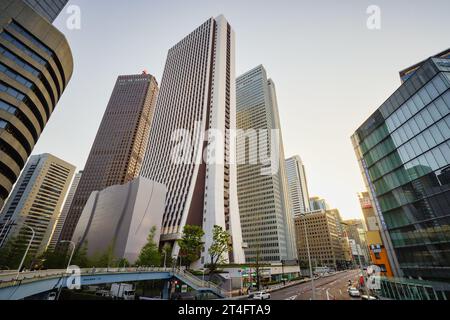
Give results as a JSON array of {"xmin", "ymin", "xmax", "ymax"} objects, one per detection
[
  {"xmin": 174, "ymin": 269, "xmax": 228, "ymax": 297},
  {"xmin": 0, "ymin": 267, "xmax": 172, "ymax": 289},
  {"xmin": 0, "ymin": 267, "xmax": 227, "ymax": 297}
]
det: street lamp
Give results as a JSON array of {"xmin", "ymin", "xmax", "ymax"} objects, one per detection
[
  {"xmin": 60, "ymin": 240, "xmax": 76, "ymax": 270},
  {"xmin": 355, "ymin": 243, "xmax": 371, "ymax": 298},
  {"xmin": 163, "ymin": 250, "xmax": 167, "ymax": 269},
  {"xmin": 201, "ymin": 268, "xmax": 205, "ymax": 286},
  {"xmin": 56, "ymin": 240, "xmax": 76, "ymax": 301},
  {"xmin": 16, "ymin": 224, "xmax": 35, "ymax": 280},
  {"xmin": 301, "ymin": 213, "xmax": 315, "ymax": 300}
]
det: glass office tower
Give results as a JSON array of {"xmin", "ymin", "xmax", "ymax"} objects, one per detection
[
  {"xmin": 352, "ymin": 56, "xmax": 450, "ymax": 282},
  {"xmin": 236, "ymin": 65, "xmax": 297, "ymax": 263}
]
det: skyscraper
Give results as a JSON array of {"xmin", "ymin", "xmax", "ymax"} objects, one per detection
[
  {"xmin": 341, "ymin": 219, "xmax": 370, "ymax": 266},
  {"xmin": 358, "ymin": 192, "xmax": 394, "ymax": 277},
  {"xmin": 58, "ymin": 73, "xmax": 159, "ymax": 245},
  {"xmin": 309, "ymin": 196, "xmax": 331, "ymax": 211},
  {"xmin": 358, "ymin": 191, "xmax": 379, "ymax": 232},
  {"xmin": 399, "ymin": 48, "xmax": 450, "ymax": 83},
  {"xmin": 23, "ymin": 0, "xmax": 69, "ymax": 23},
  {"xmin": 286, "ymin": 156, "xmax": 310, "ymax": 215},
  {"xmin": 294, "ymin": 209, "xmax": 346, "ymax": 270},
  {"xmin": 236, "ymin": 65, "xmax": 297, "ymax": 263},
  {"xmin": 0, "ymin": 153, "xmax": 75, "ymax": 256},
  {"xmin": 140, "ymin": 16, "xmax": 245, "ymax": 265},
  {"xmin": 0, "ymin": 0, "xmax": 73, "ymax": 209},
  {"xmin": 47, "ymin": 170, "xmax": 82, "ymax": 250},
  {"xmin": 352, "ymin": 53, "xmax": 450, "ymax": 281}
]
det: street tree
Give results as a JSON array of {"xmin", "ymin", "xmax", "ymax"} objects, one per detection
[
  {"xmin": 72, "ymin": 241, "xmax": 90, "ymax": 268},
  {"xmin": 207, "ymin": 225, "xmax": 231, "ymax": 274},
  {"xmin": 37, "ymin": 250, "xmax": 67, "ymax": 269},
  {"xmin": 177, "ymin": 225, "xmax": 204, "ymax": 269},
  {"xmin": 0, "ymin": 235, "xmax": 29, "ymax": 270},
  {"xmin": 136, "ymin": 226, "xmax": 161, "ymax": 267}
]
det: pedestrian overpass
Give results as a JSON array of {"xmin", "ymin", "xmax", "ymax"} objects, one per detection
[{"xmin": 0, "ymin": 267, "xmax": 227, "ymax": 300}]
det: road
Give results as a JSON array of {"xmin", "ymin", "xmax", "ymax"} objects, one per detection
[{"xmin": 270, "ymin": 269, "xmax": 363, "ymax": 300}]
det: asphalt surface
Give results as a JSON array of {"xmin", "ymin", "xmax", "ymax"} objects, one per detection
[{"xmin": 270, "ymin": 269, "xmax": 363, "ymax": 300}]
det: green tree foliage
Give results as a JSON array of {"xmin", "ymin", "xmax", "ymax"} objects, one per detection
[
  {"xmin": 37, "ymin": 250, "xmax": 67, "ymax": 269},
  {"xmin": 136, "ymin": 226, "xmax": 161, "ymax": 267},
  {"xmin": 177, "ymin": 225, "xmax": 204, "ymax": 268},
  {"xmin": 298, "ymin": 260, "xmax": 309, "ymax": 269},
  {"xmin": 117, "ymin": 258, "xmax": 130, "ymax": 268},
  {"xmin": 72, "ymin": 241, "xmax": 90, "ymax": 268},
  {"xmin": 0, "ymin": 235, "xmax": 29, "ymax": 270},
  {"xmin": 90, "ymin": 243, "xmax": 117, "ymax": 268},
  {"xmin": 207, "ymin": 225, "xmax": 231, "ymax": 273}
]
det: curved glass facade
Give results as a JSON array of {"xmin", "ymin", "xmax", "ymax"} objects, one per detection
[
  {"xmin": 0, "ymin": 0, "xmax": 73, "ymax": 208},
  {"xmin": 353, "ymin": 57, "xmax": 450, "ymax": 282}
]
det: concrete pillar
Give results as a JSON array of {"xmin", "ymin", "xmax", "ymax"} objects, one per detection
[{"xmin": 162, "ymin": 281, "xmax": 170, "ymax": 300}]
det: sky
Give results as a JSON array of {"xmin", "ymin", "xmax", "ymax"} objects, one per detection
[{"xmin": 31, "ymin": 0, "xmax": 450, "ymax": 220}]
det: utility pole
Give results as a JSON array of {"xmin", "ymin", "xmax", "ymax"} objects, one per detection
[
  {"xmin": 56, "ymin": 240, "xmax": 76, "ymax": 301},
  {"xmin": 301, "ymin": 213, "xmax": 315, "ymax": 300},
  {"xmin": 356, "ymin": 245, "xmax": 370, "ymax": 297},
  {"xmin": 16, "ymin": 224, "xmax": 35, "ymax": 280}
]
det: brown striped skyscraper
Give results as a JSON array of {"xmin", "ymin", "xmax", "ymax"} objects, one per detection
[{"xmin": 57, "ymin": 72, "xmax": 159, "ymax": 246}]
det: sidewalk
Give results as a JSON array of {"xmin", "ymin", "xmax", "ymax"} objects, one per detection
[
  {"xmin": 229, "ymin": 280, "xmax": 310, "ymax": 300},
  {"xmin": 229, "ymin": 270, "xmax": 348, "ymax": 300}
]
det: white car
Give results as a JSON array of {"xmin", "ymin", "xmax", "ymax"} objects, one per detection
[
  {"xmin": 361, "ymin": 295, "xmax": 378, "ymax": 300},
  {"xmin": 348, "ymin": 287, "xmax": 361, "ymax": 298},
  {"xmin": 250, "ymin": 291, "xmax": 271, "ymax": 300},
  {"xmin": 47, "ymin": 292, "xmax": 57, "ymax": 300}
]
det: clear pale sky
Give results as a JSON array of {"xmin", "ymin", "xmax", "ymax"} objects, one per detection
[{"xmin": 30, "ymin": 0, "xmax": 450, "ymax": 220}]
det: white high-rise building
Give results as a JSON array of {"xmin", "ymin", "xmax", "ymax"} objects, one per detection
[
  {"xmin": 285, "ymin": 156, "xmax": 310, "ymax": 215},
  {"xmin": 236, "ymin": 65, "xmax": 297, "ymax": 263},
  {"xmin": 140, "ymin": 16, "xmax": 245, "ymax": 266},
  {"xmin": 0, "ymin": 154, "xmax": 75, "ymax": 255},
  {"xmin": 47, "ymin": 170, "xmax": 83, "ymax": 250}
]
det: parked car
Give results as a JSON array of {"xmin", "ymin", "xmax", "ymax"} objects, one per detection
[
  {"xmin": 250, "ymin": 291, "xmax": 271, "ymax": 300},
  {"xmin": 361, "ymin": 295, "xmax": 379, "ymax": 300},
  {"xmin": 348, "ymin": 287, "xmax": 361, "ymax": 298},
  {"xmin": 95, "ymin": 289, "xmax": 111, "ymax": 297}
]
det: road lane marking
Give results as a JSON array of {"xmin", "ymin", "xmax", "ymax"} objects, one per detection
[{"xmin": 286, "ymin": 295, "xmax": 298, "ymax": 300}]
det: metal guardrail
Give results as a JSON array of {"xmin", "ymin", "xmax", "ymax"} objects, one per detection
[
  {"xmin": 174, "ymin": 270, "xmax": 227, "ymax": 297},
  {"xmin": 0, "ymin": 267, "xmax": 227, "ymax": 297},
  {"xmin": 0, "ymin": 267, "xmax": 172, "ymax": 289}
]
